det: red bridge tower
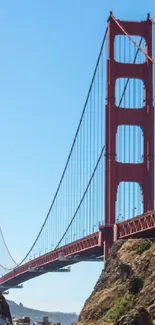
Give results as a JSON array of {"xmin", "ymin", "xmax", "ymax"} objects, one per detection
[{"xmin": 104, "ymin": 13, "xmax": 154, "ymax": 260}]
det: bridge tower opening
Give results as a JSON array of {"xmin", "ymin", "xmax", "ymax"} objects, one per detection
[{"xmin": 104, "ymin": 13, "xmax": 154, "ymax": 260}]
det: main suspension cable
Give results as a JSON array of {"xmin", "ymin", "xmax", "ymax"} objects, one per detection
[
  {"xmin": 0, "ymin": 227, "xmax": 18, "ymax": 266},
  {"xmin": 0, "ymin": 27, "xmax": 108, "ymax": 271},
  {"xmin": 111, "ymin": 14, "xmax": 155, "ymax": 64},
  {"xmin": 54, "ymin": 146, "xmax": 105, "ymax": 250}
]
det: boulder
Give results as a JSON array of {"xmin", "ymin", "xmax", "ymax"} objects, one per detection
[{"xmin": 115, "ymin": 307, "xmax": 152, "ymax": 325}]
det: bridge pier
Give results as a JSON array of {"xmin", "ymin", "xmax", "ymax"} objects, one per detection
[
  {"xmin": 104, "ymin": 236, "xmax": 113, "ymax": 262},
  {"xmin": 99, "ymin": 225, "xmax": 114, "ymax": 262},
  {"xmin": 100, "ymin": 223, "xmax": 119, "ymax": 262}
]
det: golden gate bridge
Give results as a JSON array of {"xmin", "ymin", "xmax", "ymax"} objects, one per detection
[{"xmin": 0, "ymin": 12, "xmax": 155, "ymax": 293}]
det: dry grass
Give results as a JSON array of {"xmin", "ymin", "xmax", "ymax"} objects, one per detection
[
  {"xmin": 78, "ymin": 239, "xmax": 155, "ymax": 324},
  {"xmin": 83, "ymin": 286, "xmax": 118, "ymax": 312}
]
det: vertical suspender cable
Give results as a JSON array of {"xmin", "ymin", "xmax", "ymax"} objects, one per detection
[
  {"xmin": 129, "ymin": 39, "xmax": 131, "ymax": 219},
  {"xmin": 123, "ymin": 36, "xmax": 126, "ymax": 220}
]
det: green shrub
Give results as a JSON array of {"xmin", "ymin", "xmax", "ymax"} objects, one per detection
[
  {"xmin": 136, "ymin": 240, "xmax": 151, "ymax": 254},
  {"xmin": 103, "ymin": 293, "xmax": 133, "ymax": 322}
]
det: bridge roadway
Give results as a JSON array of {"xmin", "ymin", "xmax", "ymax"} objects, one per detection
[
  {"xmin": 0, "ymin": 209, "xmax": 155, "ymax": 291},
  {"xmin": 0, "ymin": 232, "xmax": 102, "ymax": 291}
]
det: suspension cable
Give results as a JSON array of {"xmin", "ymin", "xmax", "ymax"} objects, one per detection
[
  {"xmin": 118, "ymin": 38, "xmax": 143, "ymax": 107},
  {"xmin": 149, "ymin": 16, "xmax": 155, "ymax": 24},
  {"xmin": 0, "ymin": 227, "xmax": 18, "ymax": 265},
  {"xmin": 111, "ymin": 14, "xmax": 155, "ymax": 64},
  {"xmin": 1, "ymin": 146, "xmax": 105, "ymax": 266},
  {"xmin": 0, "ymin": 27, "xmax": 108, "ymax": 271},
  {"xmin": 117, "ymin": 36, "xmax": 142, "ymax": 221},
  {"xmin": 54, "ymin": 146, "xmax": 105, "ymax": 250},
  {"xmin": 56, "ymin": 32, "xmax": 142, "ymax": 244},
  {"xmin": 1, "ymin": 15, "xmax": 150, "ymax": 272}
]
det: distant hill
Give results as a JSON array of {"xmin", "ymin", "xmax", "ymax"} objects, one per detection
[{"xmin": 7, "ymin": 300, "xmax": 78, "ymax": 325}]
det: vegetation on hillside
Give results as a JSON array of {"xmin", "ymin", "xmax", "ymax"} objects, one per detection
[{"xmin": 77, "ymin": 239, "xmax": 155, "ymax": 325}]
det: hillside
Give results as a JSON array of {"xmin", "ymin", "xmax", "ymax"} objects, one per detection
[
  {"xmin": 7, "ymin": 300, "xmax": 78, "ymax": 325},
  {"xmin": 77, "ymin": 238, "xmax": 155, "ymax": 325}
]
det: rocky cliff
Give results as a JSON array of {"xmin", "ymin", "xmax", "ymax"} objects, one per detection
[{"xmin": 78, "ymin": 238, "xmax": 155, "ymax": 325}]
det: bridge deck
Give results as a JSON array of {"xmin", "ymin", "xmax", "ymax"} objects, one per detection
[
  {"xmin": 118, "ymin": 210, "xmax": 155, "ymax": 239},
  {"xmin": 0, "ymin": 232, "xmax": 102, "ymax": 289},
  {"xmin": 1, "ymin": 210, "xmax": 155, "ymax": 290}
]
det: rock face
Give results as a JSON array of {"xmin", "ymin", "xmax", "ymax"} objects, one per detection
[
  {"xmin": 115, "ymin": 307, "xmax": 152, "ymax": 325},
  {"xmin": 78, "ymin": 239, "xmax": 155, "ymax": 325}
]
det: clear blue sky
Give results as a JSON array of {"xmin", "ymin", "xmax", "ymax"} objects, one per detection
[{"xmin": 0, "ymin": 0, "xmax": 154, "ymax": 314}]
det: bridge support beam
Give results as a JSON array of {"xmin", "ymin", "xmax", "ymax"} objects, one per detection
[
  {"xmin": 104, "ymin": 13, "xmax": 154, "ymax": 261},
  {"xmin": 103, "ymin": 226, "xmax": 113, "ymax": 261}
]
